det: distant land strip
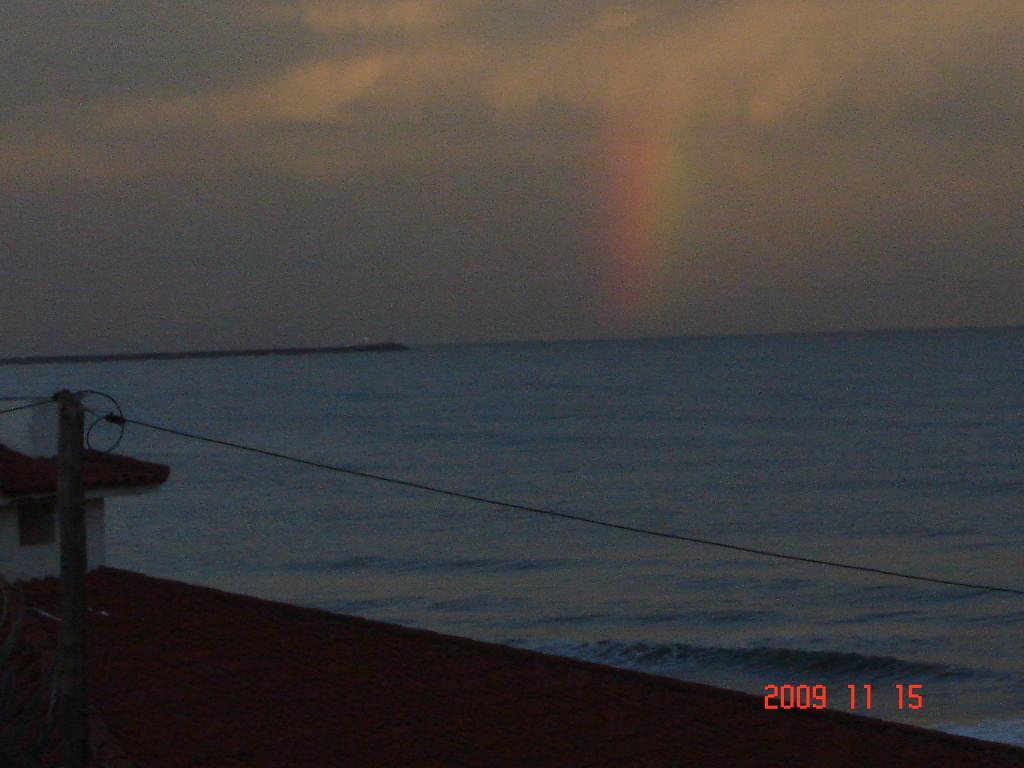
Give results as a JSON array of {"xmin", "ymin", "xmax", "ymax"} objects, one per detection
[{"xmin": 0, "ymin": 342, "xmax": 408, "ymax": 366}]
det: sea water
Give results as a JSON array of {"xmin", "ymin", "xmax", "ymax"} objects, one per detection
[{"xmin": 2, "ymin": 329, "xmax": 1022, "ymax": 744}]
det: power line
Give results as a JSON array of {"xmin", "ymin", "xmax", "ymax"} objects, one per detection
[
  {"xmin": 101, "ymin": 411, "xmax": 1024, "ymax": 597},
  {"xmin": 0, "ymin": 397, "xmax": 55, "ymax": 417}
]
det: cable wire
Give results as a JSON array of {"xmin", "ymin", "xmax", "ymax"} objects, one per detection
[
  {"xmin": 78, "ymin": 390, "xmax": 125, "ymax": 454},
  {"xmin": 102, "ymin": 412, "xmax": 1024, "ymax": 597},
  {"xmin": 0, "ymin": 397, "xmax": 55, "ymax": 418}
]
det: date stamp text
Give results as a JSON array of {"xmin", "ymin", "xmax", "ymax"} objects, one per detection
[{"xmin": 763, "ymin": 684, "xmax": 924, "ymax": 711}]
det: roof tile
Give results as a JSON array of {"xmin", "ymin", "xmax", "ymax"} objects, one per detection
[
  {"xmin": 6, "ymin": 568, "xmax": 1023, "ymax": 768},
  {"xmin": 0, "ymin": 445, "xmax": 169, "ymax": 498}
]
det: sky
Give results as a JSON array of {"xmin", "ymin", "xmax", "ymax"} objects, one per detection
[{"xmin": 2, "ymin": 0, "xmax": 1022, "ymax": 353}]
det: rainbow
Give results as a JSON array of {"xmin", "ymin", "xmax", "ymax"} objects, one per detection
[{"xmin": 599, "ymin": 108, "xmax": 695, "ymax": 321}]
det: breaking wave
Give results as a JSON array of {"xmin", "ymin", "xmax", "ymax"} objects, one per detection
[
  {"xmin": 509, "ymin": 639, "xmax": 1000, "ymax": 683},
  {"xmin": 280, "ymin": 556, "xmax": 574, "ymax": 574},
  {"xmin": 944, "ymin": 719, "xmax": 1024, "ymax": 747}
]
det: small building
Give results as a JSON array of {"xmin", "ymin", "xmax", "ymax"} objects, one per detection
[{"xmin": 0, "ymin": 397, "xmax": 169, "ymax": 582}]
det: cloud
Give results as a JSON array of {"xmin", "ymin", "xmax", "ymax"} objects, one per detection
[
  {"xmin": 103, "ymin": 55, "xmax": 391, "ymax": 130},
  {"xmin": 489, "ymin": 0, "xmax": 1024, "ymax": 134},
  {"xmin": 276, "ymin": 0, "xmax": 476, "ymax": 34},
  {"xmin": 15, "ymin": 0, "xmax": 1021, "ymax": 162},
  {"xmin": 593, "ymin": 10, "xmax": 644, "ymax": 32},
  {"xmin": 0, "ymin": 1, "xmax": 310, "ymax": 119},
  {"xmin": 2, "ymin": 0, "xmax": 1023, "ymax": 348},
  {"xmin": 6, "ymin": 0, "xmax": 1022, "ymax": 251}
]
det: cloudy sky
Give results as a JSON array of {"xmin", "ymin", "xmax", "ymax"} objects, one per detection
[{"xmin": 2, "ymin": 0, "xmax": 1022, "ymax": 353}]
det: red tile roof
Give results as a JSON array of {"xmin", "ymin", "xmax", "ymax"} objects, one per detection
[
  {"xmin": 0, "ymin": 445, "xmax": 170, "ymax": 499},
  {"xmin": 0, "ymin": 592, "xmax": 137, "ymax": 768},
  {"xmin": 6, "ymin": 568, "xmax": 1023, "ymax": 767}
]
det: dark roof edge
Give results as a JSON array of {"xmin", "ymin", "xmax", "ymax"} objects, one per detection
[
  {"xmin": 11, "ymin": 587, "xmax": 138, "ymax": 767},
  {"xmin": 93, "ymin": 567, "xmax": 1022, "ymax": 760}
]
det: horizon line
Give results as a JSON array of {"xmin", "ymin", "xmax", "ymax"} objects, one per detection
[
  {"xmin": 2, "ymin": 321, "xmax": 1023, "ymax": 366},
  {"xmin": 0, "ymin": 341, "xmax": 408, "ymax": 368}
]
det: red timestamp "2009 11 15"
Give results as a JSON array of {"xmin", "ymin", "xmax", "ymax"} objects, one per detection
[{"xmin": 763, "ymin": 684, "xmax": 924, "ymax": 711}]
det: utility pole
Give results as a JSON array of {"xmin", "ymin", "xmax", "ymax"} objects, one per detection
[{"xmin": 56, "ymin": 390, "xmax": 89, "ymax": 768}]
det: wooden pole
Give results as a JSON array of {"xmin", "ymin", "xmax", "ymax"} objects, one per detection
[{"xmin": 56, "ymin": 389, "xmax": 89, "ymax": 768}]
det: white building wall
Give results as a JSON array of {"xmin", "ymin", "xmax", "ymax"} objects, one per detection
[
  {"xmin": 0, "ymin": 499, "xmax": 105, "ymax": 582},
  {"xmin": 0, "ymin": 398, "xmax": 58, "ymax": 456}
]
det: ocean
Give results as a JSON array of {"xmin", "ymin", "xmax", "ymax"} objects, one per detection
[{"xmin": 3, "ymin": 328, "xmax": 1023, "ymax": 745}]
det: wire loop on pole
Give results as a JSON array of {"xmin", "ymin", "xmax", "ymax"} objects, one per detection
[{"xmin": 77, "ymin": 391, "xmax": 125, "ymax": 454}]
